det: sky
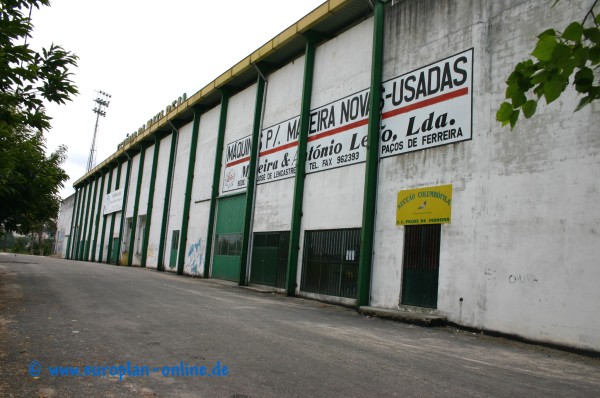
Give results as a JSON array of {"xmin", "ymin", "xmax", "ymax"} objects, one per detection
[{"xmin": 28, "ymin": 0, "xmax": 324, "ymax": 199}]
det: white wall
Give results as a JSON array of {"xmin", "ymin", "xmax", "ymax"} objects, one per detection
[
  {"xmin": 252, "ymin": 56, "xmax": 305, "ymax": 233},
  {"xmin": 219, "ymin": 83, "xmax": 257, "ymax": 196},
  {"xmin": 296, "ymin": 17, "xmax": 374, "ymax": 295},
  {"xmin": 55, "ymin": 193, "xmax": 75, "ymax": 257},
  {"xmin": 100, "ymin": 165, "xmax": 118, "ymax": 262},
  {"xmin": 164, "ymin": 121, "xmax": 193, "ymax": 272},
  {"xmin": 65, "ymin": 0, "xmax": 600, "ymax": 352},
  {"xmin": 184, "ymin": 104, "xmax": 221, "ymax": 275},
  {"xmin": 128, "ymin": 144, "xmax": 155, "ymax": 266},
  {"xmin": 371, "ymin": 0, "xmax": 600, "ymax": 352},
  {"xmin": 120, "ymin": 153, "xmax": 141, "ymax": 262},
  {"xmin": 146, "ymin": 134, "xmax": 173, "ymax": 269},
  {"xmin": 88, "ymin": 173, "xmax": 106, "ymax": 261},
  {"xmin": 112, "ymin": 160, "xmax": 129, "ymax": 253}
]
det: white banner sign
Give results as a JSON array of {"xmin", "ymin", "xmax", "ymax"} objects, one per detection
[
  {"xmin": 305, "ymin": 88, "xmax": 369, "ymax": 173},
  {"xmin": 222, "ymin": 135, "xmax": 252, "ymax": 193},
  {"xmin": 103, "ymin": 188, "xmax": 123, "ymax": 215},
  {"xmin": 257, "ymin": 117, "xmax": 300, "ymax": 184},
  {"xmin": 379, "ymin": 48, "xmax": 473, "ymax": 157},
  {"xmin": 255, "ymin": 89, "xmax": 370, "ymax": 186},
  {"xmin": 220, "ymin": 49, "xmax": 473, "ymax": 191}
]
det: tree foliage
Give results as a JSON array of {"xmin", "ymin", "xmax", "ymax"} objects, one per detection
[
  {"xmin": 497, "ymin": 1, "xmax": 600, "ymax": 128},
  {"xmin": 0, "ymin": 0, "xmax": 78, "ymax": 131},
  {"xmin": 0, "ymin": 128, "xmax": 68, "ymax": 233},
  {"xmin": 0, "ymin": 0, "xmax": 78, "ymax": 236}
]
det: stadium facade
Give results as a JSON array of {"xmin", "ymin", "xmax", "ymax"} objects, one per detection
[{"xmin": 56, "ymin": 0, "xmax": 600, "ymax": 353}]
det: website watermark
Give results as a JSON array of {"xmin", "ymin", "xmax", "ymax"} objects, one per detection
[{"xmin": 28, "ymin": 360, "xmax": 229, "ymax": 381}]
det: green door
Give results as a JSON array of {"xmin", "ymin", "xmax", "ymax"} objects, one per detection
[
  {"xmin": 251, "ymin": 246, "xmax": 278, "ymax": 286},
  {"xmin": 111, "ymin": 238, "xmax": 119, "ymax": 263},
  {"xmin": 212, "ymin": 194, "xmax": 245, "ymax": 281},
  {"xmin": 250, "ymin": 231, "xmax": 290, "ymax": 287},
  {"xmin": 401, "ymin": 224, "xmax": 441, "ymax": 308},
  {"xmin": 169, "ymin": 230, "xmax": 180, "ymax": 269}
]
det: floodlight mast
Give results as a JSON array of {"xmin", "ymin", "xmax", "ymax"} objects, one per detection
[{"xmin": 86, "ymin": 90, "xmax": 111, "ymax": 172}]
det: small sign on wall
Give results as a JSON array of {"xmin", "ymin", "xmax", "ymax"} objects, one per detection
[
  {"xmin": 222, "ymin": 135, "xmax": 252, "ymax": 193},
  {"xmin": 396, "ymin": 184, "xmax": 452, "ymax": 225},
  {"xmin": 103, "ymin": 188, "xmax": 124, "ymax": 215}
]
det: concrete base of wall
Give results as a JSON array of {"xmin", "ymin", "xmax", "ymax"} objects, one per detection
[{"xmin": 358, "ymin": 306, "xmax": 447, "ymax": 327}]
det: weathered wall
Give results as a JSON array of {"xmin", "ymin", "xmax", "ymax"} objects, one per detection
[
  {"xmin": 370, "ymin": 0, "xmax": 600, "ymax": 351},
  {"xmin": 60, "ymin": 0, "xmax": 600, "ymax": 352},
  {"xmin": 127, "ymin": 144, "xmax": 155, "ymax": 266},
  {"xmin": 219, "ymin": 84, "xmax": 257, "ymax": 196},
  {"xmin": 296, "ymin": 17, "xmax": 373, "ymax": 295},
  {"xmin": 120, "ymin": 153, "xmax": 140, "ymax": 263},
  {"xmin": 100, "ymin": 165, "xmax": 118, "ymax": 261},
  {"xmin": 252, "ymin": 55, "xmax": 305, "ymax": 233},
  {"xmin": 55, "ymin": 193, "xmax": 75, "ymax": 257},
  {"xmin": 163, "ymin": 121, "xmax": 193, "ymax": 273},
  {"xmin": 482, "ymin": 0, "xmax": 600, "ymax": 351},
  {"xmin": 145, "ymin": 134, "xmax": 172, "ymax": 269},
  {"xmin": 184, "ymin": 104, "xmax": 221, "ymax": 275}
]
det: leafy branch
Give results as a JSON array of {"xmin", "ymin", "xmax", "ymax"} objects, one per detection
[
  {"xmin": 0, "ymin": 0, "xmax": 79, "ymax": 132},
  {"xmin": 497, "ymin": 0, "xmax": 600, "ymax": 129}
]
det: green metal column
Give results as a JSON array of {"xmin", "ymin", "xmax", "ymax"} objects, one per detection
[
  {"xmin": 203, "ymin": 90, "xmax": 229, "ymax": 278},
  {"xmin": 177, "ymin": 106, "xmax": 203, "ymax": 275},
  {"xmin": 238, "ymin": 75, "xmax": 266, "ymax": 286},
  {"xmin": 286, "ymin": 33, "xmax": 317, "ymax": 296},
  {"xmin": 107, "ymin": 160, "xmax": 122, "ymax": 264},
  {"xmin": 73, "ymin": 185, "xmax": 85, "ymax": 259},
  {"xmin": 116, "ymin": 152, "xmax": 133, "ymax": 265},
  {"xmin": 72, "ymin": 185, "xmax": 85, "ymax": 259},
  {"xmin": 84, "ymin": 175, "xmax": 99, "ymax": 260},
  {"xmin": 357, "ymin": 0, "xmax": 386, "ymax": 307},
  {"xmin": 91, "ymin": 171, "xmax": 106, "ymax": 262},
  {"xmin": 66, "ymin": 187, "xmax": 81, "ymax": 259},
  {"xmin": 78, "ymin": 181, "xmax": 93, "ymax": 259},
  {"xmin": 141, "ymin": 136, "xmax": 160, "ymax": 268},
  {"xmin": 157, "ymin": 128, "xmax": 178, "ymax": 272},
  {"xmin": 99, "ymin": 166, "xmax": 115, "ymax": 263},
  {"xmin": 127, "ymin": 144, "xmax": 147, "ymax": 267}
]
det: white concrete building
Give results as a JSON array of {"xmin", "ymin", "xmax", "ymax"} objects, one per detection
[{"xmin": 57, "ymin": 0, "xmax": 600, "ymax": 353}]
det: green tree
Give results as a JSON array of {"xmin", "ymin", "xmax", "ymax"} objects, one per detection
[
  {"xmin": 0, "ymin": 127, "xmax": 67, "ymax": 236},
  {"xmin": 497, "ymin": 1, "xmax": 599, "ymax": 128},
  {"xmin": 0, "ymin": 0, "xmax": 77, "ymax": 238},
  {"xmin": 0, "ymin": 0, "xmax": 78, "ymax": 131}
]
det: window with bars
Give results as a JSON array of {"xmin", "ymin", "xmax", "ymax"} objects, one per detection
[{"xmin": 300, "ymin": 228, "xmax": 361, "ymax": 299}]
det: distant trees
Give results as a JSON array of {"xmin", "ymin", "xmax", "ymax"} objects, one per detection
[{"xmin": 0, "ymin": 0, "xmax": 78, "ymax": 248}]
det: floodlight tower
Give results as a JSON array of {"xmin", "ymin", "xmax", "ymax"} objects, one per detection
[{"xmin": 86, "ymin": 90, "xmax": 111, "ymax": 172}]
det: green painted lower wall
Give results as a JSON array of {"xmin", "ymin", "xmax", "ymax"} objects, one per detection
[
  {"xmin": 211, "ymin": 255, "xmax": 241, "ymax": 282},
  {"xmin": 211, "ymin": 194, "xmax": 246, "ymax": 281}
]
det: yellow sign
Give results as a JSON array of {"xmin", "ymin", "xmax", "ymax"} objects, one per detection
[{"xmin": 396, "ymin": 184, "xmax": 452, "ymax": 225}]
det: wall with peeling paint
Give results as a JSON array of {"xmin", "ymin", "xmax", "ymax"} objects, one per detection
[
  {"xmin": 55, "ymin": 194, "xmax": 75, "ymax": 258},
  {"xmin": 253, "ymin": 55, "xmax": 305, "ymax": 233},
  {"xmin": 145, "ymin": 134, "xmax": 172, "ymax": 269},
  {"xmin": 371, "ymin": 0, "xmax": 600, "ymax": 351},
  {"xmin": 184, "ymin": 105, "xmax": 221, "ymax": 275}
]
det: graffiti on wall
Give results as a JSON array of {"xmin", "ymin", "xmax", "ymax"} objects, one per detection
[
  {"xmin": 508, "ymin": 273, "xmax": 538, "ymax": 285},
  {"xmin": 187, "ymin": 239, "xmax": 203, "ymax": 275}
]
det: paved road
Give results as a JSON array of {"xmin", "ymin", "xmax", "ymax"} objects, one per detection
[{"xmin": 0, "ymin": 254, "xmax": 599, "ymax": 397}]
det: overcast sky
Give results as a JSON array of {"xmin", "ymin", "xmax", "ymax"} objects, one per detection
[{"xmin": 29, "ymin": 0, "xmax": 324, "ymax": 199}]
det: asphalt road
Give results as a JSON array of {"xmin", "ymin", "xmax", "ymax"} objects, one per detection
[{"xmin": 0, "ymin": 253, "xmax": 599, "ymax": 397}]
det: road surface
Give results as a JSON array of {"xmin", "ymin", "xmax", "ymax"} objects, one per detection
[{"xmin": 0, "ymin": 253, "xmax": 598, "ymax": 397}]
